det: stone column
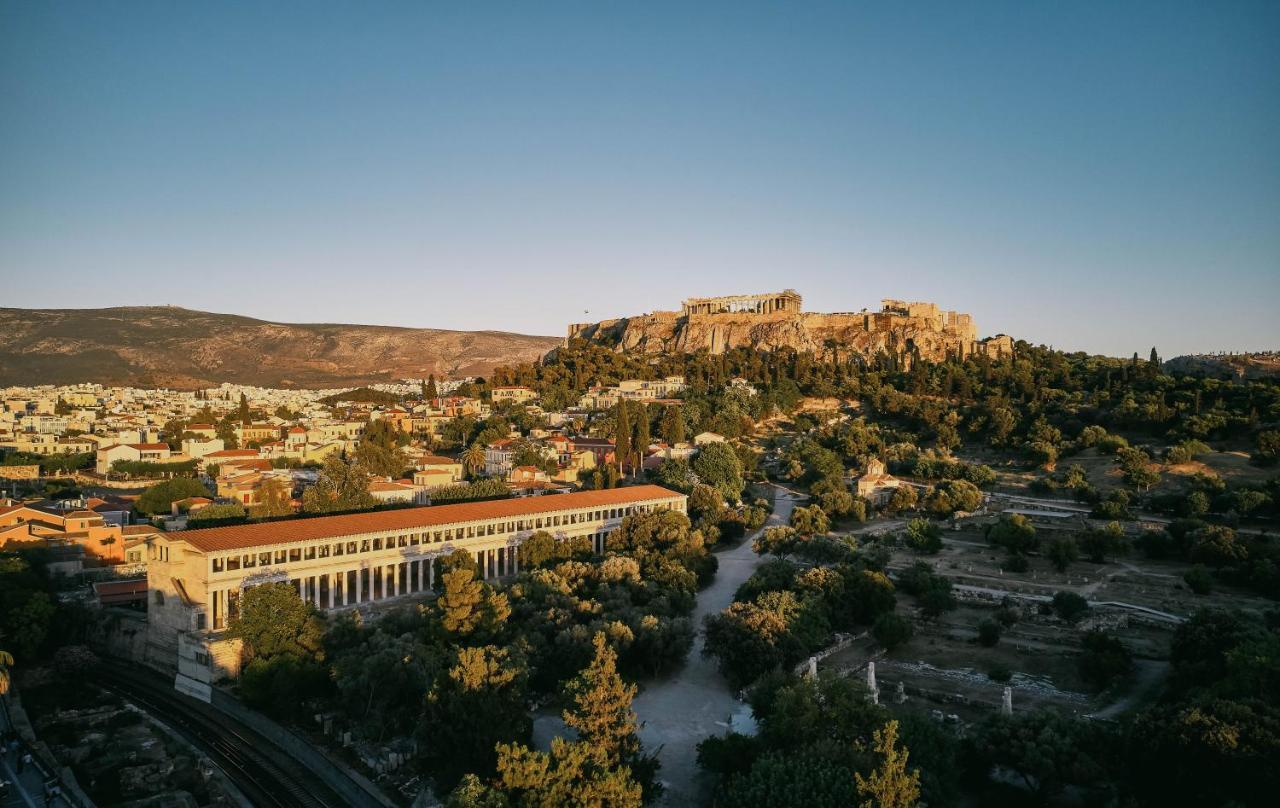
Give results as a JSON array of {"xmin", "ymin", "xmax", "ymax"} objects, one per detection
[
  {"xmin": 417, "ymin": 559, "xmax": 425, "ymax": 591},
  {"xmin": 428, "ymin": 557, "xmax": 435, "ymax": 588},
  {"xmin": 313, "ymin": 576, "xmax": 321, "ymax": 608},
  {"xmin": 328, "ymin": 574, "xmax": 336, "ymax": 609},
  {"xmin": 355, "ymin": 568, "xmax": 363, "ymax": 603}
]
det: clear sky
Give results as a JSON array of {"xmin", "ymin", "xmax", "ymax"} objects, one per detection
[{"xmin": 2, "ymin": 1, "xmax": 1277, "ymax": 357}]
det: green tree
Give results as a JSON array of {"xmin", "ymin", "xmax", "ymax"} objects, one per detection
[
  {"xmin": 248, "ymin": 476, "xmax": 293, "ymax": 518},
  {"xmin": 754, "ymin": 526, "xmax": 802, "ymax": 558},
  {"xmin": 1077, "ymin": 630, "xmax": 1132, "ymax": 692},
  {"xmin": 463, "ymin": 443, "xmax": 488, "ymax": 478},
  {"xmin": 301, "ymin": 454, "xmax": 377, "ymax": 513},
  {"xmin": 615, "ymin": 400, "xmax": 632, "ymax": 476},
  {"xmin": 227, "ymin": 582, "xmax": 325, "ymax": 663},
  {"xmin": 332, "ymin": 631, "xmax": 437, "ymax": 740},
  {"xmin": 854, "ymin": 720, "xmax": 921, "ymax": 808},
  {"xmin": 902, "ymin": 519, "xmax": 942, "ymax": 554},
  {"xmin": 884, "ymin": 485, "xmax": 918, "ymax": 514},
  {"xmin": 437, "ymin": 568, "xmax": 510, "ymax": 639},
  {"xmin": 985, "ymin": 514, "xmax": 1037, "ymax": 555},
  {"xmin": 660, "ymin": 404, "xmax": 685, "ymax": 445},
  {"xmin": 1046, "ymin": 537, "xmax": 1079, "ymax": 572},
  {"xmin": 558, "ymin": 633, "xmax": 658, "ymax": 796},
  {"xmin": 872, "ymin": 613, "xmax": 914, "ymax": 650},
  {"xmin": 654, "ymin": 458, "xmax": 695, "ymax": 493},
  {"xmin": 790, "ymin": 505, "xmax": 830, "ymax": 537},
  {"xmin": 237, "ymin": 392, "xmax": 251, "ymax": 423},
  {"xmin": 135, "ymin": 478, "xmax": 212, "ymax": 516},
  {"xmin": 924, "ymin": 479, "xmax": 982, "ymax": 515},
  {"xmin": 692, "ymin": 441, "xmax": 745, "ymax": 501},
  {"xmin": 424, "ymin": 646, "xmax": 531, "ymax": 789},
  {"xmin": 1080, "ymin": 521, "xmax": 1128, "ymax": 563},
  {"xmin": 631, "ymin": 403, "xmax": 650, "ymax": 477},
  {"xmin": 492, "ymin": 737, "xmax": 643, "ymax": 808},
  {"xmin": 356, "ymin": 419, "xmax": 409, "ymax": 477},
  {"xmin": 971, "ymin": 709, "xmax": 1113, "ymax": 799},
  {"xmin": 1051, "ymin": 590, "xmax": 1090, "ymax": 623},
  {"xmin": 518, "ymin": 531, "xmax": 558, "ymax": 569},
  {"xmin": 426, "ymin": 374, "xmax": 439, "ymax": 400},
  {"xmin": 977, "ymin": 619, "xmax": 1002, "ymax": 647},
  {"xmin": 563, "ymin": 634, "xmax": 641, "ymax": 764}
]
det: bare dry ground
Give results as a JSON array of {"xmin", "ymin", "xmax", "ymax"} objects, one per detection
[{"xmin": 820, "ymin": 523, "xmax": 1274, "ymax": 725}]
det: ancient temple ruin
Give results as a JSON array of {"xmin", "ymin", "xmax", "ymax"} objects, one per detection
[{"xmin": 681, "ymin": 289, "xmax": 802, "ymax": 316}]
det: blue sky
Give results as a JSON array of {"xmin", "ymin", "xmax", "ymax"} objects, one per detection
[{"xmin": 2, "ymin": 1, "xmax": 1277, "ymax": 357}]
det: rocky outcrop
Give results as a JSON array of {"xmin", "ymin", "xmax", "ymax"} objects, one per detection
[
  {"xmin": 0, "ymin": 306, "xmax": 560, "ymax": 389},
  {"xmin": 570, "ymin": 309, "xmax": 1013, "ymax": 363},
  {"xmin": 1164, "ymin": 353, "xmax": 1280, "ymax": 380}
]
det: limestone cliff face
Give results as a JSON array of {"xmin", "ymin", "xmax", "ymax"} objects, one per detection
[{"xmin": 569, "ymin": 311, "xmax": 1012, "ymax": 362}]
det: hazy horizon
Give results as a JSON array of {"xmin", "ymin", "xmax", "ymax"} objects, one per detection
[{"xmin": 3, "ymin": 2, "xmax": 1277, "ymax": 358}]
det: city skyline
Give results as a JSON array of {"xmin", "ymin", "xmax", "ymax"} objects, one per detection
[{"xmin": 3, "ymin": 1, "xmax": 1278, "ymax": 357}]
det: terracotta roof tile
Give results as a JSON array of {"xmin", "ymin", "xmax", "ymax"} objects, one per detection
[{"xmin": 171, "ymin": 485, "xmax": 683, "ymax": 553}]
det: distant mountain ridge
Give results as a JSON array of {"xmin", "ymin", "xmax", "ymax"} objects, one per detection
[{"xmin": 0, "ymin": 306, "xmax": 560, "ymax": 389}]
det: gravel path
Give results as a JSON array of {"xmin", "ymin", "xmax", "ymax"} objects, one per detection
[{"xmin": 630, "ymin": 488, "xmax": 802, "ymax": 806}]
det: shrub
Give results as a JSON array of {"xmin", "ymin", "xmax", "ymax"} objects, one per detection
[
  {"xmin": 986, "ymin": 514, "xmax": 1038, "ymax": 554},
  {"xmin": 977, "ymin": 619, "xmax": 1002, "ymax": 647},
  {"xmin": 1183, "ymin": 565, "xmax": 1214, "ymax": 595},
  {"xmin": 903, "ymin": 518, "xmax": 943, "ymax": 554},
  {"xmin": 1047, "ymin": 537, "xmax": 1080, "ymax": 572},
  {"xmin": 1051, "ymin": 591, "xmax": 1090, "ymax": 623},
  {"xmin": 872, "ymin": 613, "xmax": 914, "ymax": 650},
  {"xmin": 1077, "ymin": 631, "xmax": 1132, "ymax": 692}
]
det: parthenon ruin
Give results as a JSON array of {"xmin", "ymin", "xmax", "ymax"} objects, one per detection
[
  {"xmin": 565, "ymin": 289, "xmax": 1013, "ymax": 363},
  {"xmin": 681, "ymin": 289, "xmax": 802, "ymax": 316}
]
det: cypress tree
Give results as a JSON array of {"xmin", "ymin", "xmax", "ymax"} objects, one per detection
[
  {"xmin": 615, "ymin": 400, "xmax": 631, "ymax": 476},
  {"xmin": 632, "ymin": 404, "xmax": 650, "ymax": 478},
  {"xmin": 562, "ymin": 633, "xmax": 640, "ymax": 767}
]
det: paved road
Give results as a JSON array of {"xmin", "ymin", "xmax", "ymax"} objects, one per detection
[{"xmin": 630, "ymin": 488, "xmax": 803, "ymax": 807}]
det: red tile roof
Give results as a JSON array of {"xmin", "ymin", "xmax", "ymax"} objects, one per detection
[{"xmin": 171, "ymin": 485, "xmax": 683, "ymax": 553}]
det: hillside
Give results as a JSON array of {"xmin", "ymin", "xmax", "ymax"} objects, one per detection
[
  {"xmin": 0, "ymin": 307, "xmax": 560, "ymax": 389},
  {"xmin": 1164, "ymin": 353, "xmax": 1280, "ymax": 380}
]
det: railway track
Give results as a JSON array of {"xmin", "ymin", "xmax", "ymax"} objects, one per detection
[{"xmin": 96, "ymin": 663, "xmax": 347, "ymax": 808}]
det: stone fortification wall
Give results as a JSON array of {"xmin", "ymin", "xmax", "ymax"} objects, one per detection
[{"xmin": 565, "ymin": 295, "xmax": 1010, "ymax": 364}]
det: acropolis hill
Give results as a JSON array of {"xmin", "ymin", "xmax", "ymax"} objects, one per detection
[{"xmin": 567, "ymin": 290, "xmax": 1013, "ymax": 363}]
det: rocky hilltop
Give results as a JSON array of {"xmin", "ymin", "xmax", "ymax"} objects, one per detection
[
  {"xmin": 568, "ymin": 292, "xmax": 1013, "ymax": 363},
  {"xmin": 1164, "ymin": 353, "xmax": 1280, "ymax": 380},
  {"xmin": 0, "ymin": 306, "xmax": 560, "ymax": 389}
]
